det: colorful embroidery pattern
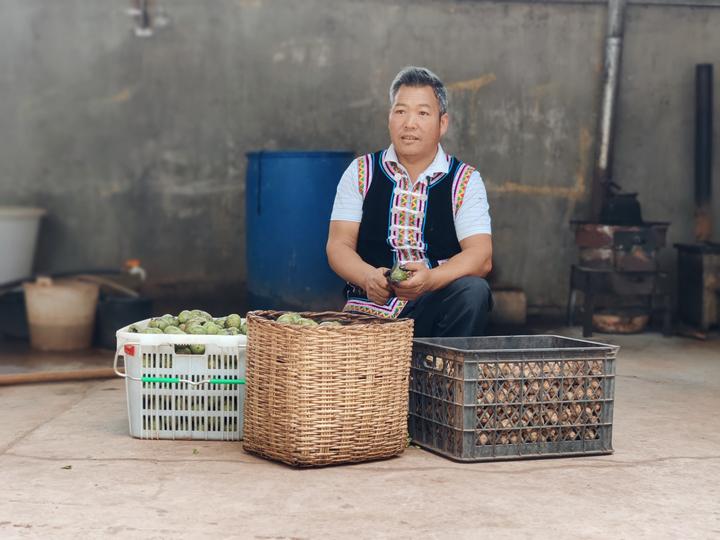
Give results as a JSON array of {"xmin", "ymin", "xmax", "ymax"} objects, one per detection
[
  {"xmin": 357, "ymin": 154, "xmax": 373, "ymax": 198},
  {"xmin": 381, "ymin": 151, "xmax": 397, "ymax": 180},
  {"xmin": 453, "ymin": 163, "xmax": 475, "ymax": 215},
  {"xmin": 382, "ymin": 154, "xmax": 437, "ymax": 264},
  {"xmin": 344, "ymin": 297, "xmax": 407, "ymax": 319}
]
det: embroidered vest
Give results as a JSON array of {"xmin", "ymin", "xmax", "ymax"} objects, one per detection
[{"xmin": 344, "ymin": 150, "xmax": 475, "ymax": 318}]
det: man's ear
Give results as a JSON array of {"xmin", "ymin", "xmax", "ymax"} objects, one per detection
[{"xmin": 440, "ymin": 113, "xmax": 449, "ymax": 137}]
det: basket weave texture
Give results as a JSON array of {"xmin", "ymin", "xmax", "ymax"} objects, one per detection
[{"xmin": 242, "ymin": 310, "xmax": 414, "ymax": 467}]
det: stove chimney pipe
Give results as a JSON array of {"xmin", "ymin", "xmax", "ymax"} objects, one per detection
[
  {"xmin": 590, "ymin": 0, "xmax": 627, "ymax": 222},
  {"xmin": 695, "ymin": 64, "xmax": 713, "ymax": 242}
]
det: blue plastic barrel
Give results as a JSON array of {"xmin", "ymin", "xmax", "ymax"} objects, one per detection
[{"xmin": 246, "ymin": 150, "xmax": 355, "ymax": 312}]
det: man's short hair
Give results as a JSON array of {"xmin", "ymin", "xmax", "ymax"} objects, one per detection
[{"xmin": 389, "ymin": 66, "xmax": 448, "ymax": 116}]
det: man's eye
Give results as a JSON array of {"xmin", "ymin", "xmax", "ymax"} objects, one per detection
[{"xmin": 420, "ymin": 111, "xmax": 429, "ymax": 116}]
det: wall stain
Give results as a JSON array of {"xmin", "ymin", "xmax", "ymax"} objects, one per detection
[
  {"xmin": 447, "ymin": 74, "xmax": 497, "ymax": 92},
  {"xmin": 486, "ymin": 126, "xmax": 591, "ymax": 201},
  {"xmin": 109, "ymin": 88, "xmax": 133, "ymax": 103}
]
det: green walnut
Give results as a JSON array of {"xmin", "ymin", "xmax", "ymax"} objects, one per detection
[
  {"xmin": 277, "ymin": 312, "xmax": 302, "ymax": 324},
  {"xmin": 164, "ymin": 326, "xmax": 185, "ymax": 334},
  {"xmin": 191, "ymin": 309, "xmax": 212, "ymax": 320},
  {"xmin": 319, "ymin": 321, "xmax": 342, "ymax": 327},
  {"xmin": 389, "ymin": 262, "xmax": 411, "ymax": 284},
  {"xmin": 225, "ymin": 314, "xmax": 242, "ymax": 329},
  {"xmin": 203, "ymin": 322, "xmax": 221, "ymax": 335},
  {"xmin": 187, "ymin": 325, "xmax": 206, "ymax": 335},
  {"xmin": 142, "ymin": 328, "xmax": 163, "ymax": 334}
]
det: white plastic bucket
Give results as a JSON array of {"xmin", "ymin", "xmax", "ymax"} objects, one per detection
[
  {"xmin": 23, "ymin": 278, "xmax": 100, "ymax": 351},
  {"xmin": 0, "ymin": 207, "xmax": 46, "ymax": 285}
]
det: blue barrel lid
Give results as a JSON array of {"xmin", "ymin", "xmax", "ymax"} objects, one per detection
[{"xmin": 246, "ymin": 150, "xmax": 355, "ymax": 158}]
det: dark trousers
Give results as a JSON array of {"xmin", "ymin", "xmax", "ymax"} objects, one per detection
[{"xmin": 398, "ymin": 276, "xmax": 493, "ymax": 337}]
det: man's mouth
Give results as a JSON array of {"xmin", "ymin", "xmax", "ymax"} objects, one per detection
[{"xmin": 401, "ymin": 135, "xmax": 420, "ymax": 142}]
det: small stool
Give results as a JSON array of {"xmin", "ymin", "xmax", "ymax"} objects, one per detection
[{"xmin": 567, "ymin": 265, "xmax": 672, "ymax": 338}]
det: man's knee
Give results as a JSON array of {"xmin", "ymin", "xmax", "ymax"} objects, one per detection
[{"xmin": 448, "ymin": 276, "xmax": 492, "ymax": 311}]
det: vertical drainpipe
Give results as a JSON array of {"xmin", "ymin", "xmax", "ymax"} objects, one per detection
[
  {"xmin": 590, "ymin": 0, "xmax": 627, "ymax": 222},
  {"xmin": 695, "ymin": 64, "xmax": 713, "ymax": 242}
]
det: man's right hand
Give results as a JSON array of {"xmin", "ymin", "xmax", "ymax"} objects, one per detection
[{"xmin": 363, "ymin": 267, "xmax": 393, "ymax": 305}]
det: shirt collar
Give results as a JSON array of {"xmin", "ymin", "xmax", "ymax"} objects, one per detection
[{"xmin": 383, "ymin": 144, "xmax": 450, "ymax": 180}]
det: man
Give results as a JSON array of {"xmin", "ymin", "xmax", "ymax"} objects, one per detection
[{"xmin": 326, "ymin": 66, "xmax": 493, "ymax": 337}]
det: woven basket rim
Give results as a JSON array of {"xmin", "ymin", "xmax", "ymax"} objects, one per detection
[{"xmin": 247, "ymin": 309, "xmax": 414, "ymax": 329}]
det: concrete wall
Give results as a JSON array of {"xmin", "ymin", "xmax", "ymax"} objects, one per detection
[
  {"xmin": 1, "ymin": 0, "xmax": 719, "ymax": 310},
  {"xmin": 616, "ymin": 5, "xmax": 720, "ymax": 274}
]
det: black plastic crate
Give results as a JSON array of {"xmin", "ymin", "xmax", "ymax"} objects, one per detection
[{"xmin": 409, "ymin": 335, "xmax": 618, "ymax": 461}]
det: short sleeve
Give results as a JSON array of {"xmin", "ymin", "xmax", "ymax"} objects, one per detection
[
  {"xmin": 330, "ymin": 158, "xmax": 363, "ymax": 222},
  {"xmin": 454, "ymin": 170, "xmax": 492, "ymax": 240}
]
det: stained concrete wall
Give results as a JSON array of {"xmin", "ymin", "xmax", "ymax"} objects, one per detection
[
  {"xmin": 1, "ymin": 0, "xmax": 719, "ymax": 310},
  {"xmin": 615, "ymin": 5, "xmax": 720, "ymax": 274}
]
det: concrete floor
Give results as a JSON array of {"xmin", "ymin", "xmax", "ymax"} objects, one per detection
[{"xmin": 1, "ymin": 328, "xmax": 719, "ymax": 539}]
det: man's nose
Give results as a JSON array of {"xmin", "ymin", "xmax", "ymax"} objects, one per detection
[{"xmin": 404, "ymin": 114, "xmax": 418, "ymax": 128}]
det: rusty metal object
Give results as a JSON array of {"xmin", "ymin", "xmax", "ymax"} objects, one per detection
[
  {"xmin": 615, "ymin": 245, "xmax": 656, "ymax": 272},
  {"xmin": 572, "ymin": 221, "xmax": 669, "ymax": 272},
  {"xmin": 573, "ymin": 222, "xmax": 668, "ymax": 248},
  {"xmin": 592, "ymin": 310, "xmax": 649, "ymax": 334},
  {"xmin": 695, "ymin": 65, "xmax": 713, "ymax": 242},
  {"xmin": 575, "ymin": 225, "xmax": 614, "ymax": 248},
  {"xmin": 694, "ymin": 206, "xmax": 713, "ymax": 243},
  {"xmin": 578, "ymin": 247, "xmax": 614, "ymax": 269},
  {"xmin": 614, "ymin": 229, "xmax": 657, "ymax": 271}
]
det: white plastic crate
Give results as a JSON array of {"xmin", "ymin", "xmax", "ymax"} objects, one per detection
[{"xmin": 114, "ymin": 319, "xmax": 247, "ymax": 441}]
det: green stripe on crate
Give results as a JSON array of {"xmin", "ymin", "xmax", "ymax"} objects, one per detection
[
  {"xmin": 141, "ymin": 377, "xmax": 245, "ymax": 385},
  {"xmin": 142, "ymin": 377, "xmax": 181, "ymax": 383}
]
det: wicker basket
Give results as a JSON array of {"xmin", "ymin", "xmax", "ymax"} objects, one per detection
[{"xmin": 242, "ymin": 310, "xmax": 414, "ymax": 467}]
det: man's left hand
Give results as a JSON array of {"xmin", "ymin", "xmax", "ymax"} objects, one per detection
[{"xmin": 392, "ymin": 262, "xmax": 437, "ymax": 301}]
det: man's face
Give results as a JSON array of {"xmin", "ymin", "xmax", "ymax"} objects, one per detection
[{"xmin": 388, "ymin": 85, "xmax": 448, "ymax": 161}]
